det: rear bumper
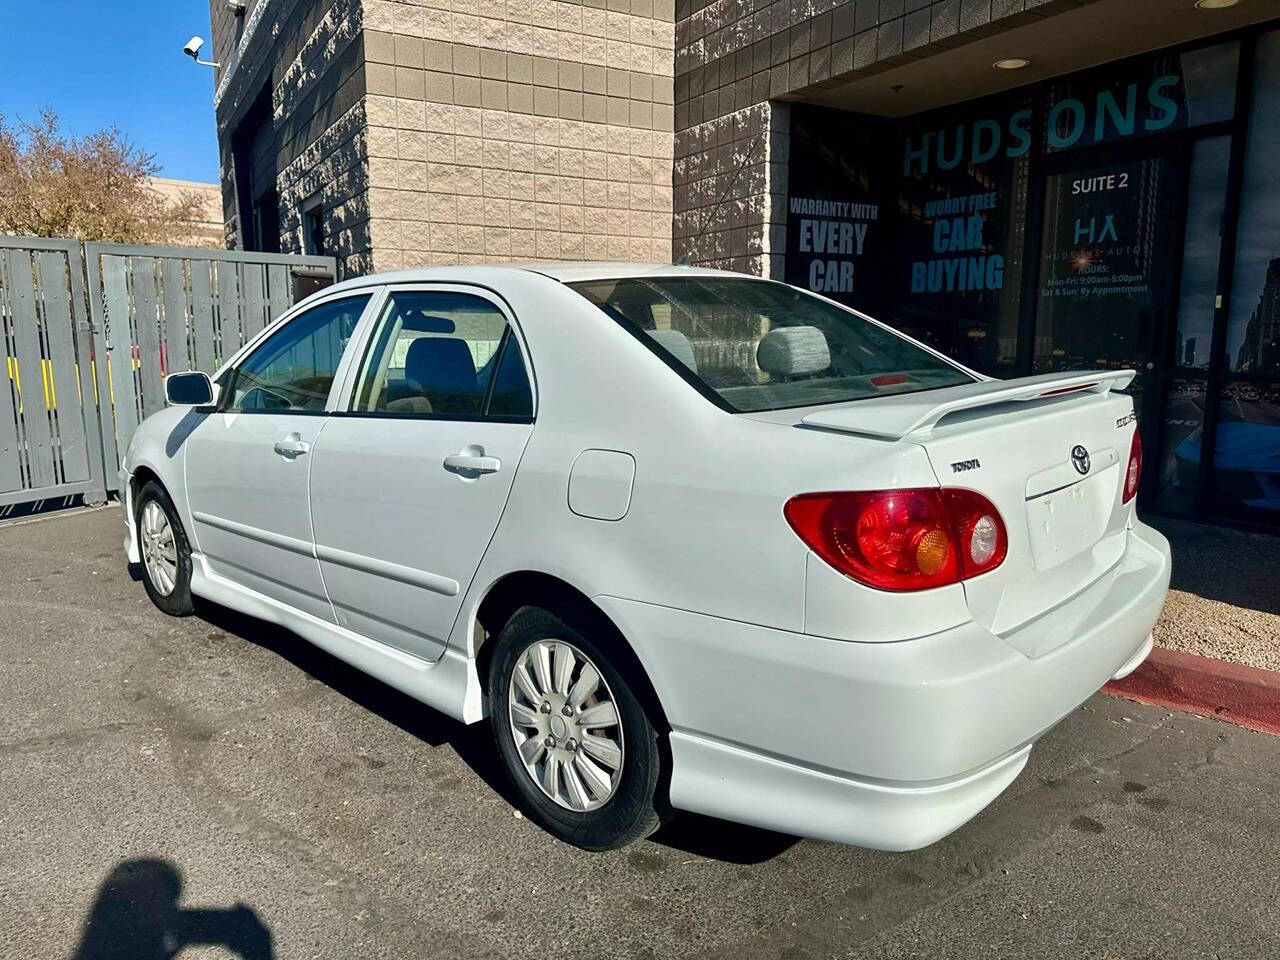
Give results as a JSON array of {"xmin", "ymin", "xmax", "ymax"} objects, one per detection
[{"xmin": 596, "ymin": 520, "xmax": 1170, "ymax": 850}]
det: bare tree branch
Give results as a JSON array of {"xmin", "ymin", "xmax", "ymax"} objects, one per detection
[{"xmin": 0, "ymin": 110, "xmax": 213, "ymax": 245}]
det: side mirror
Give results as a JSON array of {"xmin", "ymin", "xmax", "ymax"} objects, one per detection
[{"xmin": 165, "ymin": 371, "xmax": 215, "ymax": 407}]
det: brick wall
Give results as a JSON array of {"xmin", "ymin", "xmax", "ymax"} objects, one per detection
[{"xmin": 358, "ymin": 0, "xmax": 677, "ymax": 270}]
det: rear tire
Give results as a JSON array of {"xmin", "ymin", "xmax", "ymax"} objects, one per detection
[
  {"xmin": 489, "ymin": 605, "xmax": 665, "ymax": 850},
  {"xmin": 135, "ymin": 480, "xmax": 196, "ymax": 617}
]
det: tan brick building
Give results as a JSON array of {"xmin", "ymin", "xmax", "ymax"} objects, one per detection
[{"xmin": 211, "ymin": 0, "xmax": 675, "ymax": 275}]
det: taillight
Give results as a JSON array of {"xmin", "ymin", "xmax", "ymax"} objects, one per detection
[
  {"xmin": 784, "ymin": 488, "xmax": 1007, "ymax": 592},
  {"xmin": 1123, "ymin": 428, "xmax": 1142, "ymax": 504}
]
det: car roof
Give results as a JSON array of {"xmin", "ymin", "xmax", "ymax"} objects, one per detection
[{"xmin": 314, "ymin": 261, "xmax": 746, "ymax": 297}]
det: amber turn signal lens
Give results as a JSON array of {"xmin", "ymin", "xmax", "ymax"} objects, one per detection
[{"xmin": 915, "ymin": 528, "xmax": 951, "ymax": 575}]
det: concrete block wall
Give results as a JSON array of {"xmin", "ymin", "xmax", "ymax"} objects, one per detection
[
  {"xmin": 358, "ymin": 0, "xmax": 677, "ymax": 270},
  {"xmin": 212, "ymin": 0, "xmax": 375, "ymax": 275},
  {"xmin": 275, "ymin": 0, "xmax": 374, "ymax": 273},
  {"xmin": 671, "ymin": 0, "xmax": 1097, "ymax": 270},
  {"xmin": 673, "ymin": 100, "xmax": 788, "ymax": 277}
]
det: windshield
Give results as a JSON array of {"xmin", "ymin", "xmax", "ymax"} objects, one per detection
[{"xmin": 569, "ymin": 276, "xmax": 975, "ymax": 413}]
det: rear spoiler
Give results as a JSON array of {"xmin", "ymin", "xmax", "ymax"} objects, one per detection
[{"xmin": 801, "ymin": 370, "xmax": 1135, "ymax": 440}]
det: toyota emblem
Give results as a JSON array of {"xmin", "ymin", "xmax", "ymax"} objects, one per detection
[{"xmin": 1070, "ymin": 444, "xmax": 1091, "ymax": 475}]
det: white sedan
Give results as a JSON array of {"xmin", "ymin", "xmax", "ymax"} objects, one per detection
[{"xmin": 122, "ymin": 263, "xmax": 1170, "ymax": 851}]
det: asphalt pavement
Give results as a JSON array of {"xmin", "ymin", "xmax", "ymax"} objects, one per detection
[{"xmin": 3, "ymin": 506, "xmax": 1280, "ymax": 959}]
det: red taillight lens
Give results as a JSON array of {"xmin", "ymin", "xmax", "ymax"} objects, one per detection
[
  {"xmin": 1123, "ymin": 428, "xmax": 1142, "ymax": 504},
  {"xmin": 784, "ymin": 488, "xmax": 1007, "ymax": 592}
]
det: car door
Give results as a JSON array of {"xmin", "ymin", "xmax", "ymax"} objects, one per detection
[
  {"xmin": 184, "ymin": 292, "xmax": 376, "ymax": 621},
  {"xmin": 307, "ymin": 286, "xmax": 536, "ymax": 661}
]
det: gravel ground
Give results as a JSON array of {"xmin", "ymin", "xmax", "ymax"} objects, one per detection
[{"xmin": 1150, "ymin": 518, "xmax": 1280, "ymax": 673}]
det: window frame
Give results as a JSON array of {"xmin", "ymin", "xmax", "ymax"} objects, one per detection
[
  {"xmin": 218, "ymin": 290, "xmax": 382, "ymax": 416},
  {"xmin": 332, "ymin": 282, "xmax": 537, "ymax": 424},
  {"xmin": 301, "ymin": 193, "xmax": 325, "ymax": 256}
]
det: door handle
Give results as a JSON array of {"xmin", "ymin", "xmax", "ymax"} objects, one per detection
[
  {"xmin": 273, "ymin": 433, "xmax": 311, "ymax": 459},
  {"xmin": 443, "ymin": 449, "xmax": 501, "ymax": 476}
]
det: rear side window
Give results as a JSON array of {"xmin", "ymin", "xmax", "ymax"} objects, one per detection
[
  {"xmin": 569, "ymin": 277, "xmax": 973, "ymax": 413},
  {"xmin": 227, "ymin": 295, "xmax": 371, "ymax": 412},
  {"xmin": 487, "ymin": 334, "xmax": 534, "ymax": 418},
  {"xmin": 352, "ymin": 290, "xmax": 532, "ymax": 419}
]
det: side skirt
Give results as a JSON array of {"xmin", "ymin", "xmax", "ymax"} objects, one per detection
[{"xmin": 190, "ymin": 554, "xmax": 486, "ymax": 724}]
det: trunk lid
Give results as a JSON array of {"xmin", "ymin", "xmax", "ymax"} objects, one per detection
[{"xmin": 799, "ymin": 371, "xmax": 1139, "ymax": 643}]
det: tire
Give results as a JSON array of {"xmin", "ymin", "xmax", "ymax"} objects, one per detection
[
  {"xmin": 489, "ymin": 605, "xmax": 666, "ymax": 850},
  {"xmin": 135, "ymin": 480, "xmax": 196, "ymax": 617}
]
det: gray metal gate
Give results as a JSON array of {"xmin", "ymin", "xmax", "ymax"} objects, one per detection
[
  {"xmin": 84, "ymin": 244, "xmax": 336, "ymax": 492},
  {"xmin": 0, "ymin": 237, "xmax": 336, "ymax": 513},
  {"xmin": 0, "ymin": 237, "xmax": 108, "ymax": 508}
]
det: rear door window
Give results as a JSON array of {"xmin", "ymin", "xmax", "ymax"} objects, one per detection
[{"xmin": 351, "ymin": 290, "xmax": 532, "ymax": 419}]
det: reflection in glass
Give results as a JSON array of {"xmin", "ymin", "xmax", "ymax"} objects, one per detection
[
  {"xmin": 1155, "ymin": 379, "xmax": 1207, "ymax": 516},
  {"xmin": 1044, "ymin": 40, "xmax": 1238, "ymax": 153},
  {"xmin": 890, "ymin": 92, "xmax": 1032, "ymax": 376},
  {"xmin": 1211, "ymin": 382, "xmax": 1280, "ymax": 522},
  {"xmin": 1173, "ymin": 137, "xmax": 1229, "ymax": 370},
  {"xmin": 1227, "ymin": 30, "xmax": 1280, "ymax": 374},
  {"xmin": 1033, "ymin": 153, "xmax": 1184, "ymax": 423},
  {"xmin": 1180, "ymin": 41, "xmax": 1240, "ymax": 127}
]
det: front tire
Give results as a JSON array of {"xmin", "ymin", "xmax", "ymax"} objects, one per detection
[
  {"xmin": 135, "ymin": 480, "xmax": 196, "ymax": 617},
  {"xmin": 489, "ymin": 605, "xmax": 666, "ymax": 850}
]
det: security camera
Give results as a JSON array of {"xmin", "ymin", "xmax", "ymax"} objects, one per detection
[
  {"xmin": 227, "ymin": 0, "xmax": 247, "ymax": 13},
  {"xmin": 182, "ymin": 35, "xmax": 219, "ymax": 67}
]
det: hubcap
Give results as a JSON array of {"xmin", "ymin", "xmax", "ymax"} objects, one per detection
[
  {"xmin": 140, "ymin": 500, "xmax": 179, "ymax": 597},
  {"xmin": 508, "ymin": 639, "xmax": 624, "ymax": 811}
]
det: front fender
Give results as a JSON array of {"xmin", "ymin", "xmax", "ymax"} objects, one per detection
[{"xmin": 120, "ymin": 405, "xmax": 207, "ymax": 554}]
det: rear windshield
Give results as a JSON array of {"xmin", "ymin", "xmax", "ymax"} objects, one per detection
[{"xmin": 568, "ymin": 276, "xmax": 974, "ymax": 413}]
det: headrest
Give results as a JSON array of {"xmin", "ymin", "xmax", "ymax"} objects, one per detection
[
  {"xmin": 404, "ymin": 336, "xmax": 477, "ymax": 392},
  {"xmin": 647, "ymin": 328, "xmax": 698, "ymax": 373},
  {"xmin": 756, "ymin": 326, "xmax": 831, "ymax": 378}
]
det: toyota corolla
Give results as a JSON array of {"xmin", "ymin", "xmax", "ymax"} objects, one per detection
[{"xmin": 122, "ymin": 264, "xmax": 1170, "ymax": 851}]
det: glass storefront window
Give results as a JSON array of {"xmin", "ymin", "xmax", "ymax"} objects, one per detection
[
  {"xmin": 782, "ymin": 28, "xmax": 1279, "ymax": 530},
  {"xmin": 1155, "ymin": 378, "xmax": 1208, "ymax": 516},
  {"xmin": 1211, "ymin": 381, "xmax": 1280, "ymax": 521},
  {"xmin": 784, "ymin": 110, "xmax": 890, "ymax": 317},
  {"xmin": 1033, "ymin": 152, "xmax": 1185, "ymax": 426},
  {"xmin": 1181, "ymin": 41, "xmax": 1242, "ymax": 127},
  {"xmin": 1173, "ymin": 136, "xmax": 1230, "ymax": 370},
  {"xmin": 1227, "ymin": 30, "xmax": 1280, "ymax": 375},
  {"xmin": 891, "ymin": 93, "xmax": 1033, "ymax": 375},
  {"xmin": 1044, "ymin": 41, "xmax": 1238, "ymax": 153}
]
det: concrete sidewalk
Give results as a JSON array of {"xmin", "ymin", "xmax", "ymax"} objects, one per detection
[{"xmin": 4, "ymin": 507, "xmax": 1280, "ymax": 959}]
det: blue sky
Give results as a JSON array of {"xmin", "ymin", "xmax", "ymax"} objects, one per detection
[{"xmin": 0, "ymin": 0, "xmax": 220, "ymax": 183}]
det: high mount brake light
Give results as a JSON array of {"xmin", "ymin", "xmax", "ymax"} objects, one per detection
[
  {"xmin": 1123, "ymin": 428, "xmax": 1142, "ymax": 504},
  {"xmin": 784, "ymin": 488, "xmax": 1008, "ymax": 592}
]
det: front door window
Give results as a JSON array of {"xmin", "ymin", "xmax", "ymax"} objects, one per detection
[{"xmin": 227, "ymin": 295, "xmax": 371, "ymax": 412}]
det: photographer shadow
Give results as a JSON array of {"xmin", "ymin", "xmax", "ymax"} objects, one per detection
[{"xmin": 73, "ymin": 858, "xmax": 272, "ymax": 960}]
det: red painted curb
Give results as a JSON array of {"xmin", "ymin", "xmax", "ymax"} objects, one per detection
[{"xmin": 1104, "ymin": 645, "xmax": 1280, "ymax": 736}]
